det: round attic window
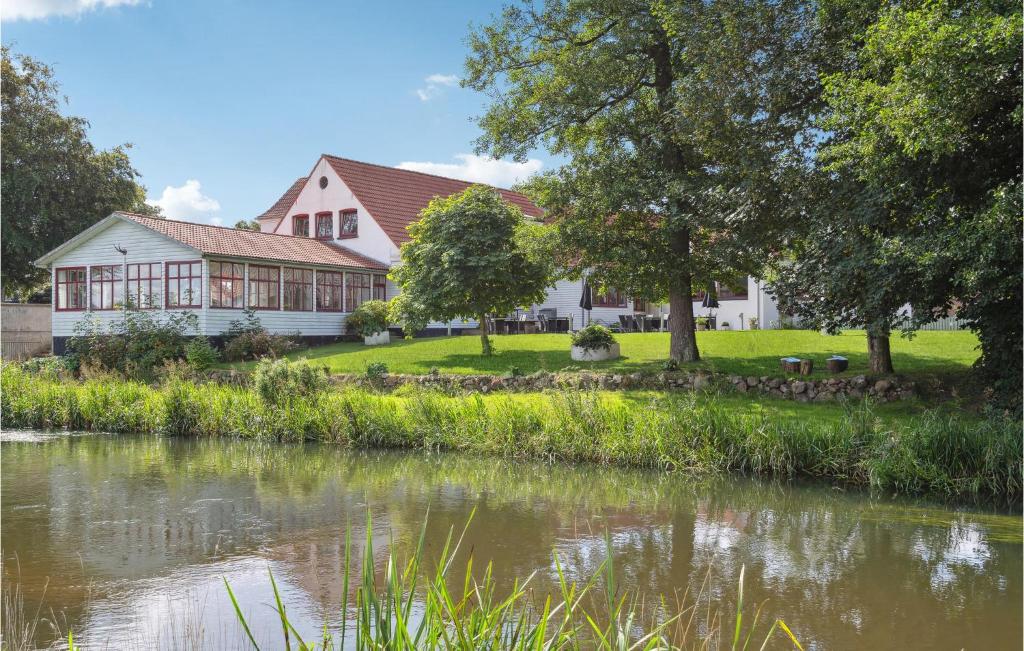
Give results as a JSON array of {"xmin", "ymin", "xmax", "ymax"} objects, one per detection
[{"xmin": 319, "ymin": 175, "xmax": 329, "ymax": 189}]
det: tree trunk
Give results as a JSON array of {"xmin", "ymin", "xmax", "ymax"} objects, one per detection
[
  {"xmin": 669, "ymin": 288, "xmax": 699, "ymax": 362},
  {"xmin": 867, "ymin": 331, "xmax": 893, "ymax": 374},
  {"xmin": 479, "ymin": 312, "xmax": 492, "ymax": 356}
]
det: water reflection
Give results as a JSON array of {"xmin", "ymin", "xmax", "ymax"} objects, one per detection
[{"xmin": 2, "ymin": 433, "xmax": 1020, "ymax": 649}]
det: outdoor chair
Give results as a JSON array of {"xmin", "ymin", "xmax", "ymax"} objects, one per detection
[
  {"xmin": 633, "ymin": 315, "xmax": 645, "ymax": 332},
  {"xmin": 618, "ymin": 315, "xmax": 634, "ymax": 332}
]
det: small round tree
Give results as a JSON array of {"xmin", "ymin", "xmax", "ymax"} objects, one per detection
[{"xmin": 390, "ymin": 185, "xmax": 555, "ymax": 356}]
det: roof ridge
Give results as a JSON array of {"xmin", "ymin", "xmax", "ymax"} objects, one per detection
[
  {"xmin": 322, "ymin": 153, "xmax": 529, "ymax": 195},
  {"xmin": 118, "ymin": 211, "xmax": 336, "ymax": 243}
]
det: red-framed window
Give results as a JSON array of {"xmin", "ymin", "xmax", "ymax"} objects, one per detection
[
  {"xmin": 248, "ymin": 265, "xmax": 280, "ymax": 310},
  {"xmin": 292, "ymin": 214, "xmax": 310, "ymax": 237},
  {"xmin": 373, "ymin": 274, "xmax": 386, "ymax": 301},
  {"xmin": 717, "ymin": 278, "xmax": 749, "ymax": 300},
  {"xmin": 127, "ymin": 262, "xmax": 162, "ymax": 309},
  {"xmin": 283, "ymin": 267, "xmax": 313, "ymax": 311},
  {"xmin": 90, "ymin": 264, "xmax": 123, "ymax": 310},
  {"xmin": 209, "ymin": 261, "xmax": 245, "ymax": 309},
  {"xmin": 316, "ymin": 270, "xmax": 344, "ymax": 312},
  {"xmin": 339, "ymin": 209, "xmax": 358, "ymax": 238},
  {"xmin": 166, "ymin": 261, "xmax": 202, "ymax": 308},
  {"xmin": 345, "ymin": 272, "xmax": 371, "ymax": 310},
  {"xmin": 315, "ymin": 211, "xmax": 334, "ymax": 240},
  {"xmin": 55, "ymin": 267, "xmax": 87, "ymax": 311},
  {"xmin": 594, "ymin": 288, "xmax": 627, "ymax": 308}
]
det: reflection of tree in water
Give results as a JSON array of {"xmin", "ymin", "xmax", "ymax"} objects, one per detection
[{"xmin": 2, "ymin": 435, "xmax": 1021, "ymax": 650}]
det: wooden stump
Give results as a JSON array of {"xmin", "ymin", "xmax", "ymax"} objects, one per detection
[{"xmin": 799, "ymin": 359, "xmax": 814, "ymax": 376}]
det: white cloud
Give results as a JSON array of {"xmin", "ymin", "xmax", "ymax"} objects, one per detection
[
  {"xmin": 396, "ymin": 154, "xmax": 543, "ymax": 188},
  {"xmin": 415, "ymin": 73, "xmax": 459, "ymax": 101},
  {"xmin": 2, "ymin": 0, "xmax": 142, "ymax": 21},
  {"xmin": 148, "ymin": 179, "xmax": 221, "ymax": 222}
]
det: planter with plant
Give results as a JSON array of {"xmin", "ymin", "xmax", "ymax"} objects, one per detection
[
  {"xmin": 721, "ymin": 321, "xmax": 731, "ymax": 330},
  {"xmin": 570, "ymin": 325, "xmax": 620, "ymax": 361},
  {"xmin": 695, "ymin": 317, "xmax": 710, "ymax": 331},
  {"xmin": 347, "ymin": 300, "xmax": 391, "ymax": 345}
]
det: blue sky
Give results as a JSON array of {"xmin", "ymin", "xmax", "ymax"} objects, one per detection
[{"xmin": 3, "ymin": 0, "xmax": 552, "ymax": 224}]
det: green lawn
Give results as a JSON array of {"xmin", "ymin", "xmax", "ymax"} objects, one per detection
[{"xmin": 228, "ymin": 330, "xmax": 979, "ymax": 380}]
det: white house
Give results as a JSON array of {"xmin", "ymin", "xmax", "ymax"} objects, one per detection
[{"xmin": 35, "ymin": 154, "xmax": 780, "ymax": 353}]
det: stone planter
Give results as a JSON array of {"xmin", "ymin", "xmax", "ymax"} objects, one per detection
[
  {"xmin": 363, "ymin": 331, "xmax": 390, "ymax": 346},
  {"xmin": 780, "ymin": 357, "xmax": 801, "ymax": 373},
  {"xmin": 571, "ymin": 342, "xmax": 620, "ymax": 362}
]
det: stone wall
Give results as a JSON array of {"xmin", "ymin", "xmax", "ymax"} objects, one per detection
[{"xmin": 208, "ymin": 368, "xmax": 916, "ymax": 402}]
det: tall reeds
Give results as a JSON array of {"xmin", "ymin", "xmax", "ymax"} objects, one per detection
[{"xmin": 2, "ymin": 364, "xmax": 1019, "ymax": 503}]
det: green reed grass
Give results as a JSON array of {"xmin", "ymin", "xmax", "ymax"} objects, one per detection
[
  {"xmin": 2, "ymin": 364, "xmax": 1019, "ymax": 504},
  {"xmin": 224, "ymin": 510, "xmax": 804, "ymax": 650}
]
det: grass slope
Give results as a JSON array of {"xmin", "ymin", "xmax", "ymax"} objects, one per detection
[{"xmin": 228, "ymin": 330, "xmax": 979, "ymax": 379}]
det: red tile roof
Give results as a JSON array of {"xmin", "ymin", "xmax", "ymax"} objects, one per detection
[
  {"xmin": 118, "ymin": 212, "xmax": 388, "ymax": 270},
  {"xmin": 323, "ymin": 155, "xmax": 544, "ymax": 245},
  {"xmin": 255, "ymin": 177, "xmax": 307, "ymax": 223}
]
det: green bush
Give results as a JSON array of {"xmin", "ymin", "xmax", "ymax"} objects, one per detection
[
  {"xmin": 366, "ymin": 361, "xmax": 389, "ymax": 380},
  {"xmin": 347, "ymin": 300, "xmax": 391, "ymax": 337},
  {"xmin": 184, "ymin": 337, "xmax": 220, "ymax": 372},
  {"xmin": 221, "ymin": 308, "xmax": 302, "ymax": 362},
  {"xmin": 66, "ymin": 310, "xmax": 198, "ymax": 379},
  {"xmin": 250, "ymin": 358, "xmax": 329, "ymax": 405},
  {"xmin": 571, "ymin": 324, "xmax": 616, "ymax": 351}
]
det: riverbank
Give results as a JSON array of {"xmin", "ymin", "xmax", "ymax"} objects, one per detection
[{"xmin": 2, "ymin": 365, "xmax": 1018, "ymax": 504}]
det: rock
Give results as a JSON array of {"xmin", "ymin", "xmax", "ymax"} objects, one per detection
[
  {"xmin": 852, "ymin": 375, "xmax": 868, "ymax": 389},
  {"xmin": 692, "ymin": 375, "xmax": 711, "ymax": 390},
  {"xmin": 745, "ymin": 376, "xmax": 759, "ymax": 387},
  {"xmin": 874, "ymin": 379, "xmax": 892, "ymax": 393},
  {"xmin": 792, "ymin": 381, "xmax": 807, "ymax": 394}
]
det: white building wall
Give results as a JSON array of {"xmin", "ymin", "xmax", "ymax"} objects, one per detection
[
  {"xmin": 272, "ymin": 158, "xmax": 399, "ymax": 265},
  {"xmin": 48, "ymin": 220, "xmax": 204, "ymax": 337}
]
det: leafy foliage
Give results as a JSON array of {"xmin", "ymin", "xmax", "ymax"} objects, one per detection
[
  {"xmin": 1, "ymin": 47, "xmax": 158, "ymax": 297},
  {"xmin": 66, "ymin": 310, "xmax": 199, "ymax": 379},
  {"xmin": 251, "ymin": 358, "xmax": 329, "ymax": 406},
  {"xmin": 346, "ymin": 300, "xmax": 391, "ymax": 337},
  {"xmin": 571, "ymin": 325, "xmax": 616, "ymax": 351},
  {"xmin": 389, "ymin": 186, "xmax": 556, "ymax": 355},
  {"xmin": 184, "ymin": 337, "xmax": 220, "ymax": 372},
  {"xmin": 465, "ymin": 0, "xmax": 818, "ymax": 361},
  {"xmin": 222, "ymin": 308, "xmax": 302, "ymax": 362}
]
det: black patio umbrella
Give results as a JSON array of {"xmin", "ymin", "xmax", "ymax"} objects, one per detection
[
  {"xmin": 579, "ymin": 281, "xmax": 593, "ymax": 311},
  {"xmin": 701, "ymin": 293, "xmax": 719, "ymax": 309}
]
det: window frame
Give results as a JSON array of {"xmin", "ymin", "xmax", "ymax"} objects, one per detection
[
  {"xmin": 127, "ymin": 262, "xmax": 163, "ymax": 310},
  {"xmin": 54, "ymin": 266, "xmax": 88, "ymax": 312},
  {"xmin": 165, "ymin": 260, "xmax": 203, "ymax": 309},
  {"xmin": 717, "ymin": 279, "xmax": 749, "ymax": 301},
  {"xmin": 372, "ymin": 273, "xmax": 387, "ymax": 301},
  {"xmin": 339, "ymin": 209, "xmax": 358, "ymax": 239},
  {"xmin": 89, "ymin": 264, "xmax": 124, "ymax": 311},
  {"xmin": 248, "ymin": 264, "xmax": 281, "ymax": 310},
  {"xmin": 316, "ymin": 270, "xmax": 344, "ymax": 312},
  {"xmin": 209, "ymin": 260, "xmax": 246, "ymax": 309},
  {"xmin": 292, "ymin": 213, "xmax": 310, "ymax": 238},
  {"xmin": 345, "ymin": 271, "xmax": 371, "ymax": 311},
  {"xmin": 315, "ymin": 211, "xmax": 334, "ymax": 240},
  {"xmin": 283, "ymin": 267, "xmax": 314, "ymax": 312},
  {"xmin": 593, "ymin": 287, "xmax": 627, "ymax": 308}
]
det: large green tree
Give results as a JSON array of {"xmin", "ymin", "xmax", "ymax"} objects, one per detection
[
  {"xmin": 1, "ymin": 47, "xmax": 157, "ymax": 299},
  {"xmin": 389, "ymin": 186, "xmax": 556, "ymax": 356},
  {"xmin": 774, "ymin": 0, "xmax": 1021, "ymax": 396},
  {"xmin": 465, "ymin": 0, "xmax": 818, "ymax": 362}
]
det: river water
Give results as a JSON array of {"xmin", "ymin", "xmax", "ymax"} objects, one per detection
[{"xmin": 2, "ymin": 431, "xmax": 1020, "ymax": 649}]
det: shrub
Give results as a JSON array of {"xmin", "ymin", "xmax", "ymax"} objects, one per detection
[
  {"xmin": 366, "ymin": 361, "xmax": 389, "ymax": 380},
  {"xmin": 251, "ymin": 358, "xmax": 329, "ymax": 405},
  {"xmin": 184, "ymin": 337, "xmax": 220, "ymax": 372},
  {"xmin": 347, "ymin": 300, "xmax": 390, "ymax": 337},
  {"xmin": 662, "ymin": 359, "xmax": 680, "ymax": 372},
  {"xmin": 20, "ymin": 356, "xmax": 73, "ymax": 380},
  {"xmin": 66, "ymin": 310, "xmax": 198, "ymax": 379},
  {"xmin": 570, "ymin": 324, "xmax": 616, "ymax": 351},
  {"xmin": 748, "ymin": 316, "xmax": 759, "ymax": 330},
  {"xmin": 221, "ymin": 309, "xmax": 302, "ymax": 361}
]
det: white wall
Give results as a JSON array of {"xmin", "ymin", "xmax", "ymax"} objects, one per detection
[
  {"xmin": 271, "ymin": 158, "xmax": 398, "ymax": 265},
  {"xmin": 48, "ymin": 220, "xmax": 202, "ymax": 337}
]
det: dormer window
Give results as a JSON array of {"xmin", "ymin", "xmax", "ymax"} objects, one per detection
[
  {"xmin": 340, "ymin": 209, "xmax": 358, "ymax": 238},
  {"xmin": 292, "ymin": 214, "xmax": 310, "ymax": 237},
  {"xmin": 315, "ymin": 211, "xmax": 333, "ymax": 239}
]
